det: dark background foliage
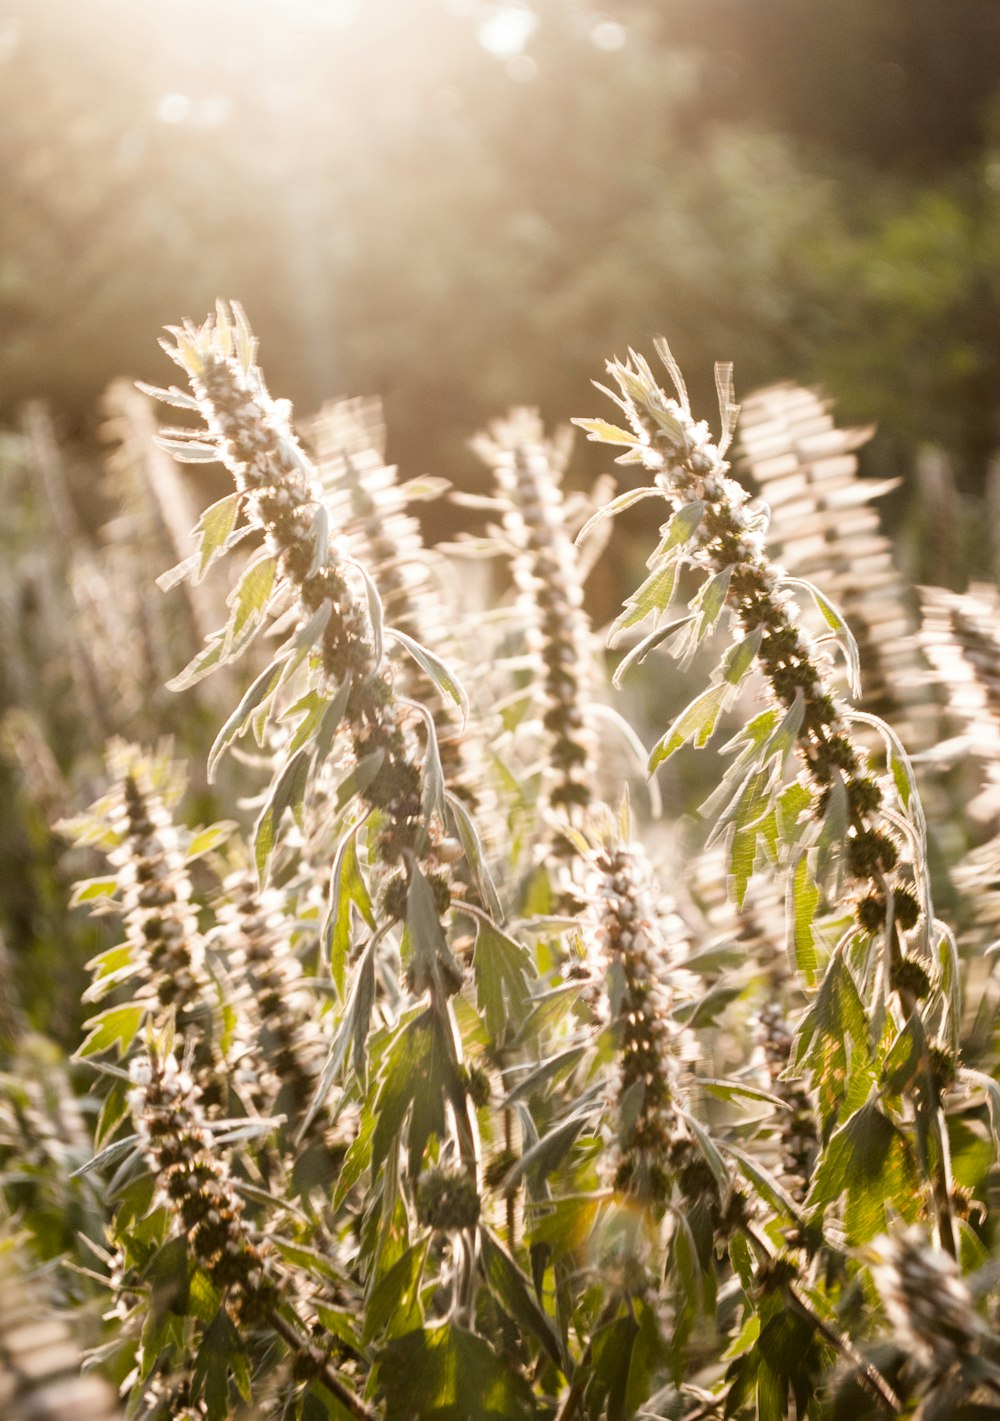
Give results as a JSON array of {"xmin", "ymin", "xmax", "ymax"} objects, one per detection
[{"xmin": 3, "ymin": 0, "xmax": 1000, "ymax": 496}]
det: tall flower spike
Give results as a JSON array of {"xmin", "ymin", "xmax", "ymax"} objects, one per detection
[
  {"xmin": 588, "ymin": 842, "xmax": 727, "ymax": 1224},
  {"xmin": 155, "ymin": 306, "xmax": 483, "ymax": 1177},
  {"xmin": 578, "ymin": 342, "xmax": 958, "ymax": 1252},
  {"xmin": 310, "ymin": 396, "xmax": 491, "ymax": 819},
  {"xmin": 580, "ymin": 347, "xmax": 931, "ymax": 963},
  {"xmin": 478, "ymin": 410, "xmax": 598, "ymax": 846},
  {"xmin": 215, "ymin": 873, "xmax": 331, "ymax": 1139},
  {"xmin": 160, "ymin": 307, "xmax": 432, "ymax": 871}
]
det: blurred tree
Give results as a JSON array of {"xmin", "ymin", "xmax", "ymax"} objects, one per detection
[{"xmin": 0, "ymin": 0, "xmax": 999, "ymax": 497}]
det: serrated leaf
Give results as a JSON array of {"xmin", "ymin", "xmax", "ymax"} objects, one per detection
[
  {"xmin": 69, "ymin": 875, "xmax": 119, "ymax": 907},
  {"xmin": 76, "ymin": 1003, "xmax": 146, "ymax": 1059},
  {"xmin": 325, "ymin": 828, "xmax": 375, "ymax": 998},
  {"xmin": 480, "ymin": 1229, "xmax": 565, "ymax": 1370},
  {"xmin": 472, "ymin": 919, "xmax": 534, "ymax": 1043},
  {"xmin": 805, "ymin": 1097, "xmax": 918, "ymax": 1242},
  {"xmin": 379, "ymin": 1324, "xmax": 534, "ymax": 1421},
  {"xmin": 611, "ymin": 614, "xmax": 697, "ymax": 687},
  {"xmin": 363, "ymin": 1234, "xmax": 430, "ymax": 1342},
  {"xmin": 192, "ymin": 492, "xmax": 242, "ymax": 580},
  {"xmin": 226, "ymin": 552, "xmax": 276, "ymax": 649},
  {"xmin": 609, "ymin": 559, "xmax": 679, "ymax": 643},
  {"xmin": 253, "ymin": 747, "xmax": 311, "ymax": 882},
  {"xmin": 648, "ymin": 682, "xmax": 731, "ymax": 770}
]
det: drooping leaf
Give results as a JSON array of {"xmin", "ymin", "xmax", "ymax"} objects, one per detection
[{"xmin": 389, "ymin": 627, "xmax": 470, "ymax": 728}]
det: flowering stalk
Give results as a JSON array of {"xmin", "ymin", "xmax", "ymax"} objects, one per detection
[
  {"xmin": 478, "ymin": 412, "xmax": 597, "ymax": 846},
  {"xmin": 756, "ymin": 1001, "xmax": 818, "ymax": 1209},
  {"xmin": 129, "ymin": 1049, "xmax": 375, "ymax": 1421},
  {"xmin": 156, "ymin": 306, "xmax": 481, "ymax": 1190},
  {"xmin": 312, "ymin": 397, "xmax": 488, "ymax": 816},
  {"xmin": 215, "ymin": 873, "xmax": 330, "ymax": 1139},
  {"xmin": 578, "ymin": 345, "xmax": 958, "ymax": 1254}
]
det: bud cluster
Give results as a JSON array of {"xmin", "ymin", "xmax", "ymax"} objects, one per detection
[
  {"xmin": 590, "ymin": 845, "xmax": 686, "ymax": 1202},
  {"xmin": 869, "ymin": 1227, "xmax": 981, "ymax": 1373},
  {"xmin": 130, "ymin": 1051, "xmax": 280, "ymax": 1323}
]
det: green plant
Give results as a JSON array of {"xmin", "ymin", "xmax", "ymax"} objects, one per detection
[{"xmin": 5, "ymin": 308, "xmax": 1000, "ymax": 1420}]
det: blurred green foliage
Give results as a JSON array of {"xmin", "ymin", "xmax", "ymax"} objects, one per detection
[{"xmin": 2, "ymin": 0, "xmax": 1000, "ymax": 490}]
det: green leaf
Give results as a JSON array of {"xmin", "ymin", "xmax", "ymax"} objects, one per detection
[
  {"xmin": 184, "ymin": 821, "xmax": 235, "ymax": 862},
  {"xmin": 325, "ymin": 828, "xmax": 375, "ymax": 998},
  {"xmin": 253, "ymin": 747, "xmax": 312, "ymax": 882},
  {"xmin": 805, "ymin": 1097, "xmax": 919, "ymax": 1242},
  {"xmin": 472, "ymin": 919, "xmax": 534, "ymax": 1043},
  {"xmin": 788, "ymin": 851, "xmax": 821, "ymax": 983},
  {"xmin": 207, "ymin": 653, "xmax": 289, "ymax": 781},
  {"xmin": 648, "ymin": 682, "xmax": 731, "ymax": 770},
  {"xmin": 611, "ymin": 614, "xmax": 697, "ymax": 687},
  {"xmin": 572, "ymin": 418, "xmax": 643, "ymax": 449},
  {"xmin": 479, "ymin": 1230, "xmax": 565, "ymax": 1371},
  {"xmin": 76, "ymin": 1002, "xmax": 146, "ymax": 1059},
  {"xmin": 648, "ymin": 499, "xmax": 707, "ymax": 562},
  {"xmin": 192, "ymin": 492, "xmax": 242, "ymax": 580},
  {"xmin": 407, "ymin": 863, "xmax": 463, "ymax": 1000},
  {"xmin": 226, "ymin": 551, "xmax": 277, "ymax": 649},
  {"xmin": 370, "ymin": 1012, "xmax": 454, "ymax": 1178},
  {"xmin": 793, "ymin": 950, "xmax": 870, "ymax": 1123},
  {"xmin": 445, "ymin": 791, "xmax": 503, "ymax": 921},
  {"xmin": 378, "ymin": 1323, "xmax": 534, "ymax": 1421},
  {"xmin": 609, "ymin": 558, "xmax": 679, "ymax": 642},
  {"xmin": 363, "ymin": 1234, "xmax": 430, "ymax": 1342},
  {"xmin": 69, "ymin": 875, "xmax": 119, "ymax": 907},
  {"xmin": 192, "ymin": 1308, "xmax": 250, "ymax": 1421},
  {"xmin": 500, "ymin": 1115, "xmax": 587, "ymax": 1192},
  {"xmin": 722, "ymin": 625, "xmax": 764, "ymax": 686}
]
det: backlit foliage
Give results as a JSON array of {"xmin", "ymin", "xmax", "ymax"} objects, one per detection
[{"xmin": 4, "ymin": 308, "xmax": 1000, "ymax": 1420}]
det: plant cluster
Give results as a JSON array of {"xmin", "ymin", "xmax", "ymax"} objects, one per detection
[{"xmin": 3, "ymin": 307, "xmax": 1000, "ymax": 1421}]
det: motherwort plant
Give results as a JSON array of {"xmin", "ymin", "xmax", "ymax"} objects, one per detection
[{"xmin": 25, "ymin": 311, "xmax": 1000, "ymax": 1421}]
